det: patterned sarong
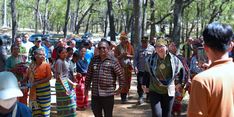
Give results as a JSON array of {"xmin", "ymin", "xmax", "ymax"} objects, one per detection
[
  {"xmin": 56, "ymin": 80, "xmax": 76, "ymax": 117},
  {"xmin": 75, "ymin": 75, "xmax": 88, "ymax": 108},
  {"xmin": 30, "ymin": 82, "xmax": 51, "ymax": 117},
  {"xmin": 121, "ymin": 67, "xmax": 132, "ymax": 93}
]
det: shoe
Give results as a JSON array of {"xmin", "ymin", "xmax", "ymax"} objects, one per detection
[
  {"xmin": 138, "ymin": 98, "xmax": 144, "ymax": 105},
  {"xmin": 146, "ymin": 99, "xmax": 150, "ymax": 103},
  {"xmin": 146, "ymin": 95, "xmax": 150, "ymax": 103},
  {"xmin": 77, "ymin": 107, "xmax": 86, "ymax": 111},
  {"xmin": 121, "ymin": 99, "xmax": 127, "ymax": 104}
]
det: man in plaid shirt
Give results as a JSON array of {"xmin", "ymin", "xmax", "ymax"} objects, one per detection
[{"xmin": 85, "ymin": 40, "xmax": 125, "ymax": 117}]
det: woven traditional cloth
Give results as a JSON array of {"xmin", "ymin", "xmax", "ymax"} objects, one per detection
[
  {"xmin": 75, "ymin": 75, "xmax": 88, "ymax": 108},
  {"xmin": 56, "ymin": 80, "xmax": 76, "ymax": 117},
  {"xmin": 30, "ymin": 82, "xmax": 51, "ymax": 117}
]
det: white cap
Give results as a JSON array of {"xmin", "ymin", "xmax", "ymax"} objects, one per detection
[{"xmin": 0, "ymin": 72, "xmax": 23, "ymax": 100}]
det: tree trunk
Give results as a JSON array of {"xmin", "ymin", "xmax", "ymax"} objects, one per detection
[
  {"xmin": 10, "ymin": 0, "xmax": 17, "ymax": 43},
  {"xmin": 85, "ymin": 12, "xmax": 92, "ymax": 33},
  {"xmin": 116, "ymin": 19, "xmax": 119, "ymax": 33},
  {"xmin": 117, "ymin": 1, "xmax": 124, "ymax": 33},
  {"xmin": 63, "ymin": 0, "xmax": 70, "ymax": 38},
  {"xmin": 125, "ymin": 0, "xmax": 132, "ymax": 33},
  {"xmin": 107, "ymin": 0, "xmax": 116, "ymax": 41},
  {"xmin": 187, "ymin": 22, "xmax": 195, "ymax": 38},
  {"xmin": 35, "ymin": 0, "xmax": 40, "ymax": 33},
  {"xmin": 196, "ymin": 0, "xmax": 200, "ymax": 38},
  {"xmin": 76, "ymin": 3, "xmax": 94, "ymax": 34},
  {"xmin": 1, "ymin": 2, "xmax": 4, "ymax": 26},
  {"xmin": 171, "ymin": 0, "xmax": 183, "ymax": 45},
  {"xmin": 74, "ymin": 0, "xmax": 80, "ymax": 33},
  {"xmin": 142, "ymin": 0, "xmax": 148, "ymax": 35},
  {"xmin": 169, "ymin": 19, "xmax": 173, "ymax": 36},
  {"xmin": 43, "ymin": 0, "xmax": 49, "ymax": 34},
  {"xmin": 104, "ymin": 10, "xmax": 108, "ymax": 37},
  {"xmin": 132, "ymin": 0, "xmax": 143, "ymax": 48},
  {"xmin": 149, "ymin": 0, "xmax": 155, "ymax": 38}
]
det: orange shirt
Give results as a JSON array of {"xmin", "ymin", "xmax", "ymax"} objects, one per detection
[
  {"xmin": 34, "ymin": 62, "xmax": 52, "ymax": 80},
  {"xmin": 188, "ymin": 58, "xmax": 234, "ymax": 117}
]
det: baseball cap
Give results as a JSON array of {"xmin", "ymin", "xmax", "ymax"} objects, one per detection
[
  {"xmin": 35, "ymin": 37, "xmax": 42, "ymax": 42},
  {"xmin": 141, "ymin": 36, "xmax": 149, "ymax": 42},
  {"xmin": 0, "ymin": 72, "xmax": 23, "ymax": 100}
]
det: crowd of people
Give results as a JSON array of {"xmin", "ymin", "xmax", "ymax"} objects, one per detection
[{"xmin": 0, "ymin": 22, "xmax": 234, "ymax": 117}]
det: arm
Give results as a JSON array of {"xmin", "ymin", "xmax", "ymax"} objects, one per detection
[
  {"xmin": 188, "ymin": 78, "xmax": 209, "ymax": 117},
  {"xmin": 171, "ymin": 57, "xmax": 186, "ymax": 92},
  {"xmin": 33, "ymin": 64, "xmax": 52, "ymax": 85},
  {"xmin": 133, "ymin": 47, "xmax": 139, "ymax": 73},
  {"xmin": 114, "ymin": 46, "xmax": 122, "ymax": 60},
  {"xmin": 55, "ymin": 61, "xmax": 70, "ymax": 94},
  {"xmin": 0, "ymin": 48, "xmax": 7, "ymax": 67},
  {"xmin": 142, "ymin": 56, "xmax": 151, "ymax": 92},
  {"xmin": 112, "ymin": 60, "xmax": 125, "ymax": 94},
  {"xmin": 142, "ymin": 56, "xmax": 151, "ymax": 85},
  {"xmin": 126, "ymin": 45, "xmax": 134, "ymax": 59},
  {"xmin": 5, "ymin": 57, "xmax": 12, "ymax": 71},
  {"xmin": 190, "ymin": 56, "xmax": 203, "ymax": 74},
  {"xmin": 85, "ymin": 59, "xmax": 94, "ymax": 94}
]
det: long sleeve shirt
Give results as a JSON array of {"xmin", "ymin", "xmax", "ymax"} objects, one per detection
[
  {"xmin": 143, "ymin": 52, "xmax": 185, "ymax": 96},
  {"xmin": 133, "ymin": 44, "xmax": 154, "ymax": 72},
  {"xmin": 85, "ymin": 55, "xmax": 125, "ymax": 97},
  {"xmin": 190, "ymin": 56, "xmax": 203, "ymax": 74}
]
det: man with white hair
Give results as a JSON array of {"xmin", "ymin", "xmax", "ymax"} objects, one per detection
[
  {"xmin": 0, "ymin": 71, "xmax": 32, "ymax": 117},
  {"xmin": 70, "ymin": 40, "xmax": 77, "ymax": 52}
]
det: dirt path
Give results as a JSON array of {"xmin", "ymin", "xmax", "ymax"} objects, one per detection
[{"xmin": 51, "ymin": 74, "xmax": 189, "ymax": 117}]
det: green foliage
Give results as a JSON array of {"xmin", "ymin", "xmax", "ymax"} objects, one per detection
[{"xmin": 0, "ymin": 0, "xmax": 233, "ymax": 34}]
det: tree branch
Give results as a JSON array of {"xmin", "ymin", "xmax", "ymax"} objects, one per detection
[{"xmin": 147, "ymin": 12, "xmax": 172, "ymax": 26}]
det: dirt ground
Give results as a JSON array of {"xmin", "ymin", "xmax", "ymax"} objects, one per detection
[{"xmin": 50, "ymin": 74, "xmax": 189, "ymax": 117}]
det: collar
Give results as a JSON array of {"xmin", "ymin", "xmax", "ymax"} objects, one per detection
[
  {"xmin": 97, "ymin": 54, "xmax": 112, "ymax": 61},
  {"xmin": 209, "ymin": 58, "xmax": 233, "ymax": 68}
]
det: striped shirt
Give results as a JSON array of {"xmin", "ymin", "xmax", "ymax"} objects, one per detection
[{"xmin": 85, "ymin": 55, "xmax": 125, "ymax": 97}]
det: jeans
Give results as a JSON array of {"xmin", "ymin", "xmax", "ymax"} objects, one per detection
[
  {"xmin": 92, "ymin": 95, "xmax": 114, "ymax": 117},
  {"xmin": 149, "ymin": 91, "xmax": 175, "ymax": 117},
  {"xmin": 137, "ymin": 71, "xmax": 144, "ymax": 98}
]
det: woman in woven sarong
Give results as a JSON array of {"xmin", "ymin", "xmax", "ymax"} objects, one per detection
[
  {"xmin": 27, "ymin": 48, "xmax": 52, "ymax": 116},
  {"xmin": 114, "ymin": 32, "xmax": 134, "ymax": 104},
  {"xmin": 54, "ymin": 47, "xmax": 77, "ymax": 117},
  {"xmin": 5, "ymin": 45, "xmax": 28, "ymax": 105},
  {"xmin": 76, "ymin": 46, "xmax": 89, "ymax": 110}
]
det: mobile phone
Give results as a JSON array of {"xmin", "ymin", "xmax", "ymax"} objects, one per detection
[{"xmin": 197, "ymin": 47, "xmax": 208, "ymax": 63}]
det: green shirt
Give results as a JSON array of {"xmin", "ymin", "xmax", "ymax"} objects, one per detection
[
  {"xmin": 19, "ymin": 45, "xmax": 27, "ymax": 55},
  {"xmin": 149, "ymin": 54, "xmax": 172, "ymax": 94}
]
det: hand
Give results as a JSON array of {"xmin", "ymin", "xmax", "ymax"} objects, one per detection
[
  {"xmin": 72, "ymin": 82, "xmax": 78, "ymax": 88},
  {"xmin": 142, "ymin": 85, "xmax": 149, "ymax": 93},
  {"xmin": 84, "ymin": 89, "xmax": 89, "ymax": 96},
  {"xmin": 123, "ymin": 52, "xmax": 128, "ymax": 57},
  {"xmin": 72, "ymin": 82, "xmax": 78, "ymax": 86},
  {"xmin": 114, "ymin": 87, "xmax": 122, "ymax": 95},
  {"xmin": 201, "ymin": 63, "xmax": 210, "ymax": 70},
  {"xmin": 134, "ymin": 67, "xmax": 138, "ymax": 74},
  {"xmin": 76, "ymin": 73, "xmax": 82, "ymax": 78},
  {"xmin": 27, "ymin": 83, "xmax": 33, "ymax": 88},
  {"xmin": 66, "ymin": 90, "xmax": 72, "ymax": 95},
  {"xmin": 175, "ymin": 84, "xmax": 182, "ymax": 92}
]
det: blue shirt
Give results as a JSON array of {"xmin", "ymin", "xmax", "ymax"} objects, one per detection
[
  {"xmin": 84, "ymin": 48, "xmax": 94, "ymax": 64},
  {"xmin": 0, "ymin": 102, "xmax": 32, "ymax": 117},
  {"xmin": 77, "ymin": 58, "xmax": 89, "ymax": 74}
]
